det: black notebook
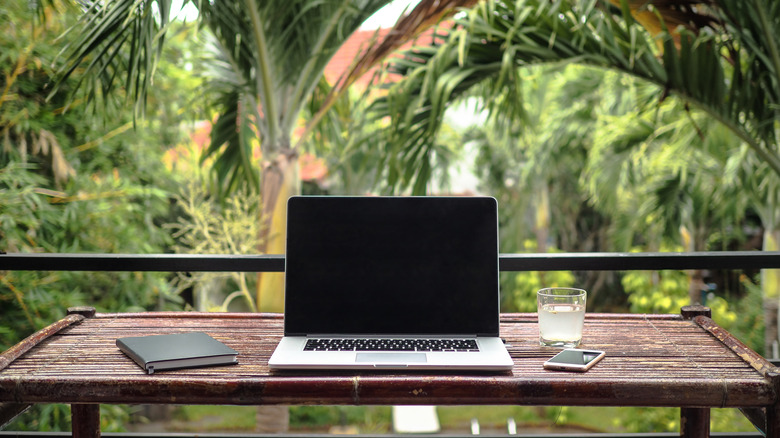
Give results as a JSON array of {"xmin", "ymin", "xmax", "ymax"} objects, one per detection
[{"xmin": 117, "ymin": 332, "xmax": 238, "ymax": 374}]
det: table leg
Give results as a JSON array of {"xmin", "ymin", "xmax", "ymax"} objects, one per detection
[
  {"xmin": 71, "ymin": 404, "xmax": 100, "ymax": 438},
  {"xmin": 767, "ymin": 403, "xmax": 780, "ymax": 438},
  {"xmin": 680, "ymin": 408, "xmax": 710, "ymax": 438}
]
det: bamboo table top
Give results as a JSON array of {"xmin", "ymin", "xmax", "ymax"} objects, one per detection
[{"xmin": 0, "ymin": 308, "xmax": 777, "ymax": 408}]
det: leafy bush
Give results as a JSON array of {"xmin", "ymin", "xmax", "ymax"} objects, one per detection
[
  {"xmin": 621, "ymin": 250, "xmax": 736, "ymax": 327},
  {"xmin": 167, "ymin": 183, "xmax": 261, "ymax": 312},
  {"xmin": 729, "ymin": 274, "xmax": 766, "ymax": 356}
]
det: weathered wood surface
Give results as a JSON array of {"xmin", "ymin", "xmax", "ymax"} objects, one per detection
[
  {"xmin": 0, "ymin": 312, "xmax": 86, "ymax": 428},
  {"xmin": 0, "ymin": 312, "xmax": 776, "ymax": 409}
]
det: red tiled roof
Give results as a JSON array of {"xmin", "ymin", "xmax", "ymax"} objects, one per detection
[
  {"xmin": 324, "ymin": 28, "xmax": 390, "ymax": 88},
  {"xmin": 324, "ymin": 22, "xmax": 451, "ymax": 89}
]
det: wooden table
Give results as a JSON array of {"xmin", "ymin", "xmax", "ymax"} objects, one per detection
[{"xmin": 0, "ymin": 306, "xmax": 777, "ymax": 438}]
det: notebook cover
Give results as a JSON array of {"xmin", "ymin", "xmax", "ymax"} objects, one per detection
[{"xmin": 117, "ymin": 332, "xmax": 238, "ymax": 374}]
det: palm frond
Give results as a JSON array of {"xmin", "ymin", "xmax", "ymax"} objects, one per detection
[
  {"xmin": 373, "ymin": 40, "xmax": 506, "ymax": 193},
  {"xmin": 50, "ymin": 0, "xmax": 173, "ymax": 120},
  {"xmin": 371, "ymin": 0, "xmax": 780, "ymax": 194},
  {"xmin": 298, "ymin": 0, "xmax": 480, "ymax": 150},
  {"xmin": 202, "ymin": 91, "xmax": 261, "ymax": 196},
  {"xmin": 339, "ymin": 0, "xmax": 481, "ymax": 91}
]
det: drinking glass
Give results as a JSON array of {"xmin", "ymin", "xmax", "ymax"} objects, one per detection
[{"xmin": 537, "ymin": 287, "xmax": 586, "ymax": 348}]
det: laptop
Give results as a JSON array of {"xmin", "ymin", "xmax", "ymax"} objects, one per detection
[{"xmin": 268, "ymin": 196, "xmax": 513, "ymax": 371}]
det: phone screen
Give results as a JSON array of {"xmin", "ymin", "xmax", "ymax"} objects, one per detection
[{"xmin": 547, "ymin": 349, "xmax": 602, "ymax": 365}]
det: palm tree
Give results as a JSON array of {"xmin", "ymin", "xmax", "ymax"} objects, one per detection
[
  {"xmin": 372, "ymin": 0, "xmax": 780, "ymax": 179},
  {"xmin": 366, "ymin": 0, "xmax": 780, "ymax": 344},
  {"xmin": 47, "ymin": 0, "xmax": 482, "ymax": 312}
]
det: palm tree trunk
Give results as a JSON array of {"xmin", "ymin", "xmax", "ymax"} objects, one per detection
[
  {"xmin": 682, "ymin": 226, "xmax": 708, "ymax": 306},
  {"xmin": 254, "ymin": 149, "xmax": 299, "ymax": 433},
  {"xmin": 257, "ymin": 148, "xmax": 300, "ymax": 313},
  {"xmin": 687, "ymin": 270, "xmax": 706, "ymax": 305},
  {"xmin": 535, "ymin": 184, "xmax": 551, "ymax": 285}
]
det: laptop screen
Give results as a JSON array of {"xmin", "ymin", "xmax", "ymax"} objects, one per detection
[{"xmin": 284, "ymin": 196, "xmax": 500, "ymax": 336}]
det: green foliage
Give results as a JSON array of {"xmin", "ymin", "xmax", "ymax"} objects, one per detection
[
  {"xmin": 469, "ymin": 65, "xmax": 604, "ymax": 247},
  {"xmin": 622, "ymin": 268, "xmax": 689, "ymax": 315},
  {"xmin": 99, "ymin": 405, "xmax": 134, "ymax": 433},
  {"xmin": 462, "ymin": 65, "xmax": 621, "ymax": 309},
  {"xmin": 511, "ymin": 241, "xmax": 576, "ymax": 312},
  {"xmin": 585, "ymin": 94, "xmax": 748, "ymax": 253},
  {"xmin": 622, "ymin": 246, "xmax": 737, "ymax": 325},
  {"xmin": 0, "ymin": 163, "xmax": 59, "ymax": 253},
  {"xmin": 5, "ymin": 405, "xmax": 71, "ymax": 432},
  {"xmin": 1, "ymin": 1, "xmax": 77, "ymax": 183},
  {"xmin": 289, "ymin": 406, "xmax": 391, "ymax": 431},
  {"xmin": 610, "ymin": 407, "xmax": 679, "ymax": 433},
  {"xmin": 172, "ymin": 405, "xmax": 259, "ymax": 431},
  {"xmin": 1, "ymin": 142, "xmax": 182, "ymax": 350},
  {"xmin": 1, "ymin": 0, "xmax": 199, "ymax": 431},
  {"xmin": 167, "ymin": 183, "xmax": 261, "ymax": 312},
  {"xmin": 609, "ymin": 407, "xmax": 754, "ymax": 434},
  {"xmin": 302, "ymin": 80, "xmax": 391, "ymax": 195},
  {"xmin": 729, "ymin": 274, "xmax": 767, "ymax": 356},
  {"xmin": 170, "ymin": 405, "xmax": 392, "ymax": 433},
  {"xmin": 0, "ymin": 0, "xmax": 209, "ymax": 332},
  {"xmin": 166, "ymin": 404, "xmax": 756, "ymax": 435},
  {"xmin": 7, "ymin": 404, "xmax": 133, "ymax": 433},
  {"xmin": 375, "ymin": 0, "xmax": 780, "ymax": 181}
]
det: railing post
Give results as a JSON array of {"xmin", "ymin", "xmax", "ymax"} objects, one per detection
[
  {"xmin": 764, "ymin": 363, "xmax": 780, "ymax": 438},
  {"xmin": 68, "ymin": 307, "xmax": 96, "ymax": 318},
  {"xmin": 71, "ymin": 404, "xmax": 100, "ymax": 438},
  {"xmin": 680, "ymin": 306, "xmax": 712, "ymax": 438},
  {"xmin": 67, "ymin": 308, "xmax": 100, "ymax": 438},
  {"xmin": 765, "ymin": 400, "xmax": 780, "ymax": 438},
  {"xmin": 680, "ymin": 407, "xmax": 710, "ymax": 438},
  {"xmin": 681, "ymin": 305, "xmax": 711, "ymax": 320}
]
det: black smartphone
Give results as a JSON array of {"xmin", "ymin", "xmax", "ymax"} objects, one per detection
[{"xmin": 543, "ymin": 349, "xmax": 605, "ymax": 372}]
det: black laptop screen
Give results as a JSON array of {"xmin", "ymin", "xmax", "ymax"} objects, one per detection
[{"xmin": 283, "ymin": 196, "xmax": 500, "ymax": 336}]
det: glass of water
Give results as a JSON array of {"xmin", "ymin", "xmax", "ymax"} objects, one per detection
[{"xmin": 537, "ymin": 287, "xmax": 586, "ymax": 348}]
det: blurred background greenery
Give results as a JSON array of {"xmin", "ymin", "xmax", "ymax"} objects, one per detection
[{"xmin": 2, "ymin": 0, "xmax": 779, "ymax": 434}]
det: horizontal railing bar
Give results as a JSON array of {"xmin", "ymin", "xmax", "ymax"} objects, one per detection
[
  {"xmin": 0, "ymin": 253, "xmax": 286, "ymax": 272},
  {"xmin": 1, "ymin": 251, "xmax": 779, "ymax": 272},
  {"xmin": 0, "ymin": 433, "xmax": 765, "ymax": 438},
  {"xmin": 499, "ymin": 251, "xmax": 780, "ymax": 271}
]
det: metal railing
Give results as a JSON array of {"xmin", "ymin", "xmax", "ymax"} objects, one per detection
[
  {"xmin": 3, "ymin": 250, "xmax": 780, "ymax": 438},
  {"xmin": 3, "ymin": 250, "xmax": 780, "ymax": 272}
]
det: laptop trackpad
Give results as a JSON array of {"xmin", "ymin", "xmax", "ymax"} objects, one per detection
[{"xmin": 356, "ymin": 353, "xmax": 427, "ymax": 363}]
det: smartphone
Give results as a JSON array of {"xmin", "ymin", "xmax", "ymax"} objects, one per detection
[{"xmin": 543, "ymin": 349, "xmax": 605, "ymax": 372}]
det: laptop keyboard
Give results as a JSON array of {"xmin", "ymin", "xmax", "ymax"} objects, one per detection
[{"xmin": 304, "ymin": 338, "xmax": 479, "ymax": 352}]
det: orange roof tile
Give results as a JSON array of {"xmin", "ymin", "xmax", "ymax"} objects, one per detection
[{"xmin": 324, "ymin": 22, "xmax": 451, "ymax": 89}]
